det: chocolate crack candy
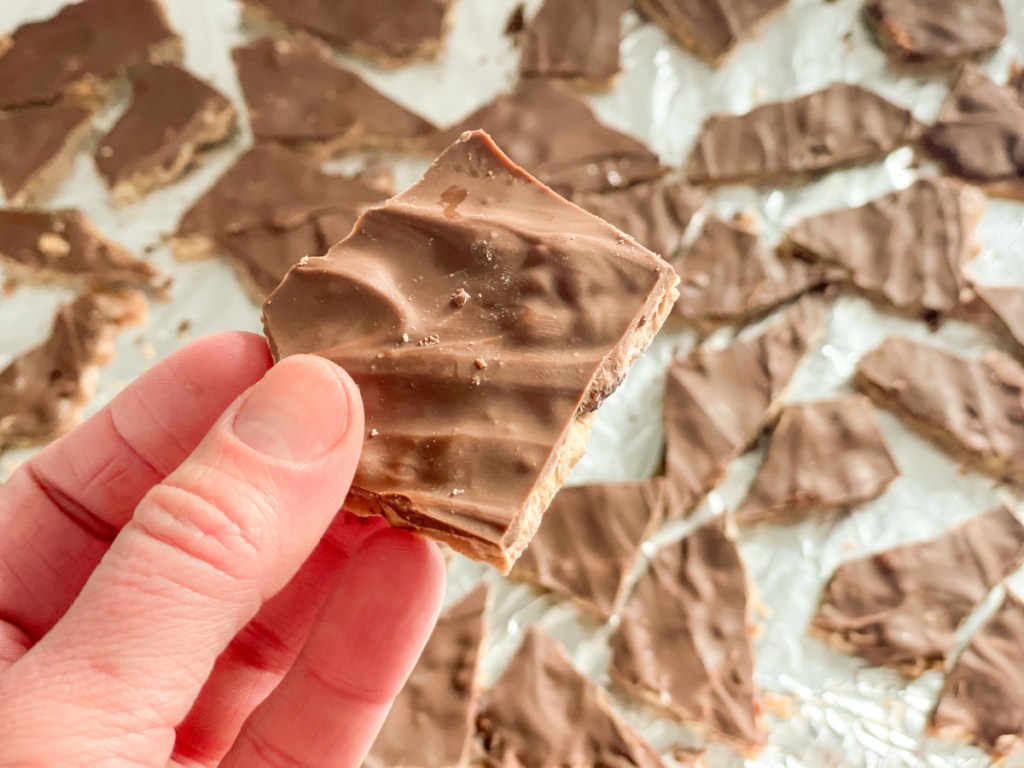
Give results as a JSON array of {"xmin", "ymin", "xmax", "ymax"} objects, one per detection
[{"xmin": 263, "ymin": 131, "xmax": 679, "ymax": 571}]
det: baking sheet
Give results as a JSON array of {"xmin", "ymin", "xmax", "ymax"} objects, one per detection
[{"xmin": 2, "ymin": 0, "xmax": 1024, "ymax": 765}]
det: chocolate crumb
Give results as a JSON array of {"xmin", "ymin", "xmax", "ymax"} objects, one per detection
[
  {"xmin": 38, "ymin": 232, "xmax": 71, "ymax": 258},
  {"xmin": 176, "ymin": 319, "xmax": 192, "ymax": 337},
  {"xmin": 369, "ymin": 428, "xmax": 380, "ymax": 437},
  {"xmin": 475, "ymin": 357, "xmax": 487, "ymax": 370},
  {"xmin": 418, "ymin": 333, "xmax": 441, "ymax": 346},
  {"xmin": 451, "ymin": 287, "xmax": 471, "ymax": 307},
  {"xmin": 505, "ymin": 4, "xmax": 526, "ymax": 36}
]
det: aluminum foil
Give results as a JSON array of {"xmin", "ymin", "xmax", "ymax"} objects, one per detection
[{"xmin": 2, "ymin": 0, "xmax": 1024, "ymax": 765}]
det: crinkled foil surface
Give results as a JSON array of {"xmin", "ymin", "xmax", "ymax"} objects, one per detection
[{"xmin": 1, "ymin": 1, "xmax": 1023, "ymax": 765}]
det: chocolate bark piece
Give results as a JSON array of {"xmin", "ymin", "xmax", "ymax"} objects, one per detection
[
  {"xmin": 972, "ymin": 284, "xmax": 1024, "ymax": 358},
  {"xmin": 572, "ymin": 178, "xmax": 703, "ymax": 259},
  {"xmin": 635, "ymin": 0, "xmax": 789, "ymax": 65},
  {"xmin": 0, "ymin": 0, "xmax": 181, "ymax": 109},
  {"xmin": 263, "ymin": 131, "xmax": 679, "ymax": 571},
  {"xmin": 518, "ymin": 0, "xmax": 628, "ymax": 90},
  {"xmin": 782, "ymin": 178, "xmax": 985, "ymax": 317},
  {"xmin": 0, "ymin": 209, "xmax": 166, "ymax": 295},
  {"xmin": 478, "ymin": 626, "xmax": 664, "ymax": 767},
  {"xmin": 233, "ymin": 36, "xmax": 436, "ymax": 159},
  {"xmin": 865, "ymin": 0, "xmax": 1007, "ymax": 71},
  {"xmin": 929, "ymin": 592, "xmax": 1024, "ymax": 757},
  {"xmin": 427, "ymin": 80, "xmax": 666, "ymax": 197},
  {"xmin": 921, "ymin": 64, "xmax": 1024, "ymax": 200},
  {"xmin": 364, "ymin": 584, "xmax": 488, "ymax": 768},
  {"xmin": 813, "ymin": 506, "xmax": 1024, "ymax": 677},
  {"xmin": 240, "ymin": 0, "xmax": 454, "ymax": 67},
  {"xmin": 686, "ymin": 84, "xmax": 920, "ymax": 186},
  {"xmin": 511, "ymin": 479, "xmax": 666, "ymax": 619},
  {"xmin": 0, "ymin": 104, "xmax": 93, "ymax": 207},
  {"xmin": 736, "ymin": 396, "xmax": 900, "ymax": 523},
  {"xmin": 664, "ymin": 295, "xmax": 827, "ymax": 518},
  {"xmin": 856, "ymin": 337, "xmax": 1024, "ymax": 485},
  {"xmin": 671, "ymin": 214, "xmax": 836, "ymax": 327},
  {"xmin": 0, "ymin": 290, "xmax": 146, "ymax": 450},
  {"xmin": 611, "ymin": 517, "xmax": 761, "ymax": 750}
]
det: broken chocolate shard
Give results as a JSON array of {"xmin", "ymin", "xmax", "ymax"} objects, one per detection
[
  {"xmin": 478, "ymin": 626, "xmax": 664, "ymax": 767},
  {"xmin": 972, "ymin": 284, "xmax": 1024, "ymax": 359},
  {"xmin": 427, "ymin": 80, "xmax": 666, "ymax": 197},
  {"xmin": 95, "ymin": 64, "xmax": 237, "ymax": 206},
  {"xmin": 263, "ymin": 131, "xmax": 678, "ymax": 571},
  {"xmin": 686, "ymin": 83, "xmax": 920, "ymax": 186},
  {"xmin": 611, "ymin": 517, "xmax": 761, "ymax": 750},
  {"xmin": 0, "ymin": 104, "xmax": 93, "ymax": 207},
  {"xmin": 813, "ymin": 506, "xmax": 1024, "ymax": 676},
  {"xmin": 233, "ymin": 36, "xmax": 436, "ymax": 158},
  {"xmin": 782, "ymin": 178, "xmax": 985, "ymax": 317},
  {"xmin": 856, "ymin": 337, "xmax": 1024, "ymax": 486},
  {"xmin": 511, "ymin": 479, "xmax": 665, "ymax": 619}
]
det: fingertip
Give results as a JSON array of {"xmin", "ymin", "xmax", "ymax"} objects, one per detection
[{"xmin": 358, "ymin": 527, "xmax": 448, "ymax": 608}]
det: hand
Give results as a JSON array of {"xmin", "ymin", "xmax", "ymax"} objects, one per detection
[{"xmin": 0, "ymin": 332, "xmax": 446, "ymax": 767}]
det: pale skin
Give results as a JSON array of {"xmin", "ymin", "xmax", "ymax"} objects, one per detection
[{"xmin": 0, "ymin": 331, "xmax": 447, "ymax": 767}]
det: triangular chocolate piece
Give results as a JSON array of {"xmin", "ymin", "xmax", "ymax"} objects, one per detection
[
  {"xmin": 813, "ymin": 506, "xmax": 1024, "ymax": 676},
  {"xmin": 364, "ymin": 584, "xmax": 489, "ymax": 768},
  {"xmin": 0, "ymin": 104, "xmax": 93, "ymax": 206},
  {"xmin": 511, "ymin": 479, "xmax": 666, "ymax": 619},
  {"xmin": 611, "ymin": 517, "xmax": 761, "ymax": 750},
  {"xmin": 783, "ymin": 179, "xmax": 984, "ymax": 317},
  {"xmin": 664, "ymin": 295, "xmax": 827, "ymax": 517},
  {"xmin": 233, "ymin": 36, "xmax": 436, "ymax": 158},
  {"xmin": 973, "ymin": 284, "xmax": 1024, "ymax": 358},
  {"xmin": 263, "ymin": 131, "xmax": 678, "ymax": 570},
  {"xmin": 736, "ymin": 396, "xmax": 900, "ymax": 522},
  {"xmin": 478, "ymin": 626, "xmax": 664, "ymax": 767}
]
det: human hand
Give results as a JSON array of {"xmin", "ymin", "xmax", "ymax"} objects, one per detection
[{"xmin": 0, "ymin": 331, "xmax": 447, "ymax": 767}]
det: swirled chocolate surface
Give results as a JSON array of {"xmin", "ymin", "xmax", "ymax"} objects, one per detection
[{"xmin": 0, "ymin": 104, "xmax": 92, "ymax": 205}]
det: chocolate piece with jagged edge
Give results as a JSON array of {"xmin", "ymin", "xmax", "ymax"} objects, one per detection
[
  {"xmin": 511, "ymin": 479, "xmax": 666, "ymax": 619},
  {"xmin": 930, "ymin": 592, "xmax": 1024, "ymax": 756},
  {"xmin": 635, "ymin": 0, "xmax": 789, "ymax": 65},
  {"xmin": 736, "ymin": 396, "xmax": 900, "ymax": 523},
  {"xmin": 0, "ymin": 0, "xmax": 181, "ymax": 109},
  {"xmin": 233, "ymin": 36, "xmax": 436, "ymax": 159},
  {"xmin": 972, "ymin": 284, "xmax": 1024, "ymax": 359},
  {"xmin": 686, "ymin": 84, "xmax": 920, "ymax": 186},
  {"xmin": 263, "ymin": 131, "xmax": 679, "ymax": 571},
  {"xmin": 364, "ymin": 584, "xmax": 488, "ymax": 768},
  {"xmin": 478, "ymin": 626, "xmax": 665, "ymax": 767},
  {"xmin": 95, "ymin": 65, "xmax": 236, "ymax": 206},
  {"xmin": 427, "ymin": 80, "xmax": 666, "ymax": 197},
  {"xmin": 240, "ymin": 0, "xmax": 455, "ymax": 67},
  {"xmin": 611, "ymin": 517, "xmax": 761, "ymax": 751},
  {"xmin": 0, "ymin": 209, "xmax": 166, "ymax": 295},
  {"xmin": 518, "ymin": 0, "xmax": 629, "ymax": 90},
  {"xmin": 856, "ymin": 337, "xmax": 1024, "ymax": 485},
  {"xmin": 664, "ymin": 295, "xmax": 828, "ymax": 518},
  {"xmin": 782, "ymin": 178, "xmax": 985, "ymax": 317},
  {"xmin": 813, "ymin": 506, "xmax": 1024, "ymax": 676},
  {"xmin": 0, "ymin": 104, "xmax": 93, "ymax": 207},
  {"xmin": 922, "ymin": 64, "xmax": 1024, "ymax": 200},
  {"xmin": 0, "ymin": 291, "xmax": 146, "ymax": 450},
  {"xmin": 865, "ymin": 0, "xmax": 1007, "ymax": 71},
  {"xmin": 671, "ymin": 214, "xmax": 837, "ymax": 327}
]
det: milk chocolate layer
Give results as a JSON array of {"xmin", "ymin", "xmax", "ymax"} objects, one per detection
[
  {"xmin": 611, "ymin": 518, "xmax": 761, "ymax": 749},
  {"xmin": 478, "ymin": 626, "xmax": 664, "ymax": 767},
  {"xmin": 0, "ymin": 0, "xmax": 180, "ymax": 109},
  {"xmin": 686, "ymin": 84, "xmax": 920, "ymax": 186},
  {"xmin": 813, "ymin": 506, "xmax": 1024, "ymax": 676},
  {"xmin": 783, "ymin": 178, "xmax": 985, "ymax": 317},
  {"xmin": 973, "ymin": 284, "xmax": 1024, "ymax": 359},
  {"xmin": 264, "ymin": 131, "xmax": 678, "ymax": 571},
  {"xmin": 233, "ymin": 36, "xmax": 436, "ymax": 157},
  {"xmin": 0, "ymin": 290, "xmax": 146, "ymax": 450},
  {"xmin": 930, "ymin": 592, "xmax": 1024, "ymax": 756},
  {"xmin": 635, "ymin": 0, "xmax": 788, "ymax": 64},
  {"xmin": 856, "ymin": 337, "xmax": 1024, "ymax": 485},
  {"xmin": 518, "ymin": 0, "xmax": 628, "ymax": 89},
  {"xmin": 921, "ymin": 64, "xmax": 1024, "ymax": 199},
  {"xmin": 95, "ymin": 64, "xmax": 236, "ymax": 206},
  {"xmin": 865, "ymin": 0, "xmax": 1007, "ymax": 71},
  {"xmin": 364, "ymin": 584, "xmax": 488, "ymax": 768},
  {"xmin": 0, "ymin": 104, "xmax": 93, "ymax": 206},
  {"xmin": 427, "ymin": 81, "xmax": 666, "ymax": 197},
  {"xmin": 511, "ymin": 479, "xmax": 666, "ymax": 619},
  {"xmin": 664, "ymin": 295, "xmax": 827, "ymax": 517}
]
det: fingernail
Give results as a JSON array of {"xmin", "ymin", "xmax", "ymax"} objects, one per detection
[{"xmin": 233, "ymin": 356, "xmax": 351, "ymax": 463}]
